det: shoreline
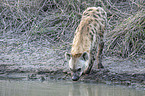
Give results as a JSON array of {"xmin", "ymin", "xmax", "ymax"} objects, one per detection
[{"xmin": 0, "ymin": 64, "xmax": 145, "ymax": 90}]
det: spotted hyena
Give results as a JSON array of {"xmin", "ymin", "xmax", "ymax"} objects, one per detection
[{"xmin": 65, "ymin": 7, "xmax": 107, "ymax": 81}]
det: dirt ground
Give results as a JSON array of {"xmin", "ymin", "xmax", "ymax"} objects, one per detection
[
  {"xmin": 0, "ymin": 36, "xmax": 145, "ymax": 90},
  {"xmin": 0, "ymin": 42, "xmax": 145, "ymax": 90}
]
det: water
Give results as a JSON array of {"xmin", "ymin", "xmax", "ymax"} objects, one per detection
[{"xmin": 0, "ymin": 80, "xmax": 145, "ymax": 96}]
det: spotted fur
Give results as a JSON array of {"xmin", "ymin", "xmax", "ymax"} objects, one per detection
[{"xmin": 65, "ymin": 7, "xmax": 107, "ymax": 81}]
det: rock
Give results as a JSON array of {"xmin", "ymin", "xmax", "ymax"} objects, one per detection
[
  {"xmin": 40, "ymin": 76, "xmax": 45, "ymax": 81},
  {"xmin": 28, "ymin": 74, "xmax": 37, "ymax": 79}
]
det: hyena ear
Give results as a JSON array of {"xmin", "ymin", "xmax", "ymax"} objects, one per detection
[
  {"xmin": 65, "ymin": 52, "xmax": 72, "ymax": 60},
  {"xmin": 80, "ymin": 52, "xmax": 89, "ymax": 61}
]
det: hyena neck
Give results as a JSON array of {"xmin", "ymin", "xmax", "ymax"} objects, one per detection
[{"xmin": 71, "ymin": 18, "xmax": 92, "ymax": 56}]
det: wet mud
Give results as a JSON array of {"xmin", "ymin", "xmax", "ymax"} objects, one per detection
[{"xmin": 0, "ymin": 63, "xmax": 145, "ymax": 90}]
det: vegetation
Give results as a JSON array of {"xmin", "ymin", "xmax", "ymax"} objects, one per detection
[
  {"xmin": 107, "ymin": 10, "xmax": 145, "ymax": 58},
  {"xmin": 0, "ymin": 0, "xmax": 144, "ymax": 59}
]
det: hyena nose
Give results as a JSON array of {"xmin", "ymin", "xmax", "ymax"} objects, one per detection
[{"xmin": 72, "ymin": 76, "xmax": 79, "ymax": 81}]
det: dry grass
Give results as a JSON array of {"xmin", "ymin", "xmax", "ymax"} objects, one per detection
[
  {"xmin": 107, "ymin": 10, "xmax": 145, "ymax": 58},
  {"xmin": 0, "ymin": 0, "xmax": 144, "ymax": 61}
]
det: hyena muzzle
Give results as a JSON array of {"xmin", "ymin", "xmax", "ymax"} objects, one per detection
[{"xmin": 65, "ymin": 7, "xmax": 107, "ymax": 81}]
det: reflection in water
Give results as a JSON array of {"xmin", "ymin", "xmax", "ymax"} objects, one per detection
[
  {"xmin": 0, "ymin": 80, "xmax": 144, "ymax": 96},
  {"xmin": 69, "ymin": 82, "xmax": 145, "ymax": 96}
]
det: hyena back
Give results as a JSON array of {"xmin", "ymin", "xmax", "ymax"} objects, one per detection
[{"xmin": 65, "ymin": 7, "xmax": 107, "ymax": 81}]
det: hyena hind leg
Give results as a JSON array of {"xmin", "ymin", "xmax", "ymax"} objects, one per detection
[{"xmin": 96, "ymin": 42, "xmax": 104, "ymax": 69}]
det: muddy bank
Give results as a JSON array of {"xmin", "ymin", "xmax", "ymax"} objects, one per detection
[
  {"xmin": 0, "ymin": 57, "xmax": 145, "ymax": 90},
  {"xmin": 0, "ymin": 68, "xmax": 145, "ymax": 90},
  {"xmin": 0, "ymin": 37, "xmax": 145, "ymax": 89}
]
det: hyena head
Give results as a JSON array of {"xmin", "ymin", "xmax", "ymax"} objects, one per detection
[{"xmin": 65, "ymin": 52, "xmax": 89, "ymax": 81}]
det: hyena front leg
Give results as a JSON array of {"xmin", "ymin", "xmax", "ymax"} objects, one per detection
[{"xmin": 96, "ymin": 41, "xmax": 104, "ymax": 69}]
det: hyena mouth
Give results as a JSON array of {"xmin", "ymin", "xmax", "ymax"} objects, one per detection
[
  {"xmin": 72, "ymin": 75, "xmax": 80, "ymax": 81},
  {"xmin": 71, "ymin": 71, "xmax": 83, "ymax": 81},
  {"xmin": 71, "ymin": 73, "xmax": 80, "ymax": 81}
]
